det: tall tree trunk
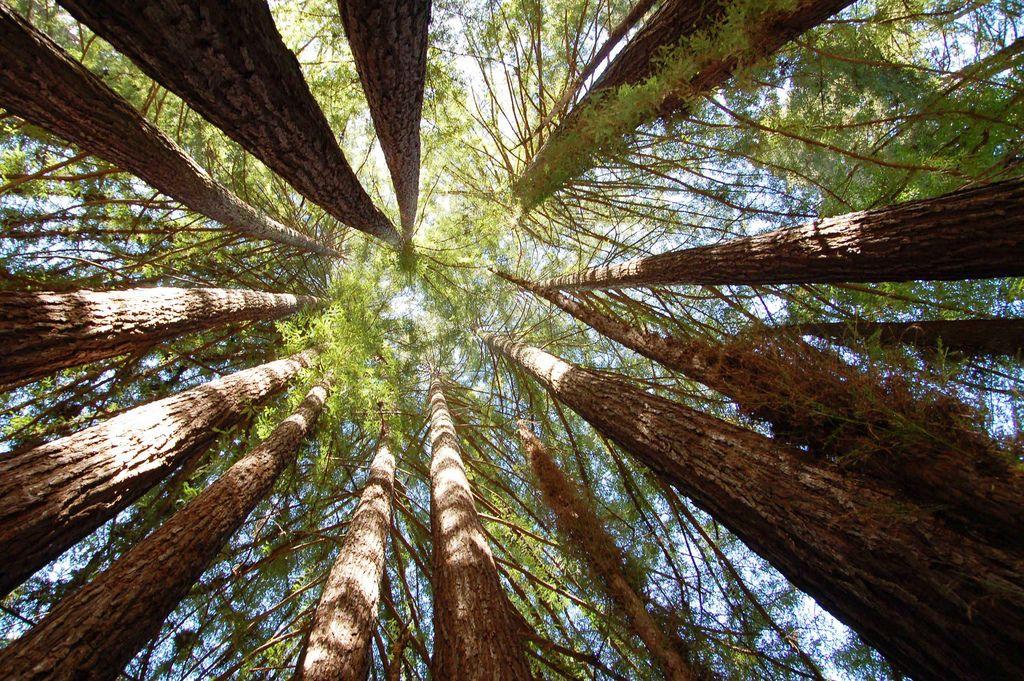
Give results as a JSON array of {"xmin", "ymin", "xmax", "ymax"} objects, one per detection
[
  {"xmin": 0, "ymin": 287, "xmax": 317, "ymax": 392},
  {"xmin": 537, "ymin": 177, "xmax": 1024, "ymax": 289},
  {"xmin": 0, "ymin": 383, "xmax": 328, "ymax": 681},
  {"xmin": 56, "ymin": 0, "xmax": 399, "ymax": 247},
  {"xmin": 482, "ymin": 333, "xmax": 1024, "ymax": 680},
  {"xmin": 427, "ymin": 374, "xmax": 532, "ymax": 680},
  {"xmin": 337, "ymin": 0, "xmax": 431, "ymax": 239},
  {"xmin": 298, "ymin": 432, "xmax": 396, "ymax": 680},
  {"xmin": 0, "ymin": 4, "xmax": 341, "ymax": 256},
  {"xmin": 518, "ymin": 423, "xmax": 699, "ymax": 681},
  {"xmin": 0, "ymin": 350, "xmax": 317, "ymax": 597}
]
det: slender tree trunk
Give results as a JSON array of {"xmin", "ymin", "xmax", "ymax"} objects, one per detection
[
  {"xmin": 538, "ymin": 177, "xmax": 1024, "ymax": 289},
  {"xmin": 482, "ymin": 333, "xmax": 1024, "ymax": 680},
  {"xmin": 298, "ymin": 433, "xmax": 396, "ymax": 680},
  {"xmin": 0, "ymin": 287, "xmax": 317, "ymax": 392},
  {"xmin": 518, "ymin": 423, "xmax": 699, "ymax": 681},
  {"xmin": 0, "ymin": 4, "xmax": 341, "ymax": 256},
  {"xmin": 427, "ymin": 374, "xmax": 531, "ymax": 680},
  {"xmin": 0, "ymin": 349, "xmax": 317, "ymax": 597},
  {"xmin": 0, "ymin": 383, "xmax": 328, "ymax": 681},
  {"xmin": 337, "ymin": 0, "xmax": 430, "ymax": 239}
]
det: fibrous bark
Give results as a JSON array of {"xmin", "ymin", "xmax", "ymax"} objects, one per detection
[
  {"xmin": 298, "ymin": 433, "xmax": 396, "ymax": 680},
  {"xmin": 0, "ymin": 4, "xmax": 340, "ymax": 256},
  {"xmin": 427, "ymin": 374, "xmax": 532, "ymax": 680},
  {"xmin": 483, "ymin": 333, "xmax": 1024, "ymax": 680},
  {"xmin": 538, "ymin": 177, "xmax": 1024, "ymax": 289},
  {"xmin": 0, "ymin": 287, "xmax": 317, "ymax": 392},
  {"xmin": 0, "ymin": 349, "xmax": 317, "ymax": 597},
  {"xmin": 56, "ymin": 0, "xmax": 399, "ymax": 246},
  {"xmin": 338, "ymin": 0, "xmax": 431, "ymax": 239},
  {"xmin": 0, "ymin": 383, "xmax": 328, "ymax": 681}
]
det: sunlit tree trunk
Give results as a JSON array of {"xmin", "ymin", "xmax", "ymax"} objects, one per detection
[
  {"xmin": 0, "ymin": 4, "xmax": 341, "ymax": 256},
  {"xmin": 298, "ymin": 432, "xmax": 396, "ymax": 680},
  {"xmin": 0, "ymin": 287, "xmax": 317, "ymax": 392},
  {"xmin": 427, "ymin": 374, "xmax": 532, "ymax": 680},
  {"xmin": 0, "ymin": 383, "xmax": 328, "ymax": 681},
  {"xmin": 0, "ymin": 350, "xmax": 317, "ymax": 597},
  {"xmin": 482, "ymin": 332, "xmax": 1024, "ymax": 680}
]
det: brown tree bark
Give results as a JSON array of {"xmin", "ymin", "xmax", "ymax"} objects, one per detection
[
  {"xmin": 298, "ymin": 433, "xmax": 396, "ymax": 680},
  {"xmin": 518, "ymin": 423, "xmax": 699, "ymax": 681},
  {"xmin": 338, "ymin": 0, "xmax": 431, "ymax": 239},
  {"xmin": 0, "ymin": 4, "xmax": 341, "ymax": 256},
  {"xmin": 56, "ymin": 0, "xmax": 399, "ymax": 247},
  {"xmin": 538, "ymin": 177, "xmax": 1024, "ymax": 288},
  {"xmin": 427, "ymin": 374, "xmax": 532, "ymax": 680},
  {"xmin": 0, "ymin": 349, "xmax": 317, "ymax": 598},
  {"xmin": 482, "ymin": 333, "xmax": 1024, "ymax": 680},
  {"xmin": 0, "ymin": 383, "xmax": 328, "ymax": 681},
  {"xmin": 0, "ymin": 287, "xmax": 317, "ymax": 392}
]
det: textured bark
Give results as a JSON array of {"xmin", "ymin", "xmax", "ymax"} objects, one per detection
[
  {"xmin": 0, "ymin": 349, "xmax": 317, "ymax": 597},
  {"xmin": 0, "ymin": 5, "xmax": 338, "ymax": 256},
  {"xmin": 519, "ymin": 424, "xmax": 698, "ymax": 681},
  {"xmin": 0, "ymin": 287, "xmax": 317, "ymax": 392},
  {"xmin": 427, "ymin": 375, "xmax": 532, "ymax": 680},
  {"xmin": 56, "ymin": 0, "xmax": 399, "ymax": 246},
  {"xmin": 539, "ymin": 178, "xmax": 1024, "ymax": 289},
  {"xmin": 338, "ymin": 0, "xmax": 430, "ymax": 239},
  {"xmin": 0, "ymin": 383, "xmax": 328, "ymax": 681},
  {"xmin": 793, "ymin": 317, "xmax": 1024, "ymax": 358},
  {"xmin": 483, "ymin": 333, "xmax": 1024, "ymax": 680},
  {"xmin": 298, "ymin": 437, "xmax": 396, "ymax": 680}
]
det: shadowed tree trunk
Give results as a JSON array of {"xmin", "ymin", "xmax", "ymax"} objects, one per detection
[
  {"xmin": 427, "ymin": 374, "xmax": 532, "ymax": 680},
  {"xmin": 56, "ymin": 0, "xmax": 399, "ymax": 246},
  {"xmin": 482, "ymin": 332, "xmax": 1024, "ymax": 681},
  {"xmin": 338, "ymin": 0, "xmax": 431, "ymax": 239},
  {"xmin": 0, "ymin": 349, "xmax": 317, "ymax": 598},
  {"xmin": 0, "ymin": 383, "xmax": 329, "ymax": 681},
  {"xmin": 298, "ymin": 430, "xmax": 396, "ymax": 680},
  {"xmin": 0, "ymin": 287, "xmax": 318, "ymax": 392},
  {"xmin": 0, "ymin": 4, "xmax": 340, "ymax": 256},
  {"xmin": 518, "ymin": 423, "xmax": 700, "ymax": 681},
  {"xmin": 538, "ymin": 177, "xmax": 1024, "ymax": 289}
]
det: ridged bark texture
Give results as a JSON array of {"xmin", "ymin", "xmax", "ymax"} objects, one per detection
[
  {"xmin": 539, "ymin": 177, "xmax": 1024, "ymax": 289},
  {"xmin": 0, "ymin": 4, "xmax": 339, "ymax": 256},
  {"xmin": 483, "ymin": 333, "xmax": 1024, "ymax": 680},
  {"xmin": 0, "ymin": 349, "xmax": 317, "ymax": 597},
  {"xmin": 0, "ymin": 383, "xmax": 328, "ymax": 681},
  {"xmin": 793, "ymin": 317, "xmax": 1024, "ymax": 358},
  {"xmin": 338, "ymin": 0, "xmax": 430, "ymax": 238},
  {"xmin": 0, "ymin": 287, "xmax": 317, "ymax": 392},
  {"xmin": 56, "ymin": 0, "xmax": 399, "ymax": 246},
  {"xmin": 299, "ymin": 438, "xmax": 396, "ymax": 680},
  {"xmin": 519, "ymin": 424, "xmax": 697, "ymax": 681},
  {"xmin": 427, "ymin": 375, "xmax": 532, "ymax": 680}
]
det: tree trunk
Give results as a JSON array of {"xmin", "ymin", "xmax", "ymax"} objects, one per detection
[
  {"xmin": 298, "ymin": 434, "xmax": 396, "ymax": 680},
  {"xmin": 518, "ymin": 423, "xmax": 699, "ymax": 681},
  {"xmin": 427, "ymin": 374, "xmax": 532, "ymax": 680},
  {"xmin": 338, "ymin": 0, "xmax": 430, "ymax": 239},
  {"xmin": 0, "ymin": 287, "xmax": 317, "ymax": 392},
  {"xmin": 0, "ymin": 4, "xmax": 340, "ymax": 256},
  {"xmin": 0, "ymin": 383, "xmax": 328, "ymax": 681},
  {"xmin": 482, "ymin": 333, "xmax": 1024, "ymax": 680},
  {"xmin": 0, "ymin": 349, "xmax": 317, "ymax": 598},
  {"xmin": 538, "ymin": 177, "xmax": 1024, "ymax": 288}
]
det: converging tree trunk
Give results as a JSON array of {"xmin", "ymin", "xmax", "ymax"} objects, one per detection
[
  {"xmin": 427, "ymin": 374, "xmax": 532, "ymax": 680},
  {"xmin": 0, "ymin": 287, "xmax": 317, "ymax": 392},
  {"xmin": 482, "ymin": 333, "xmax": 1024, "ymax": 680},
  {"xmin": 298, "ymin": 430, "xmax": 396, "ymax": 680},
  {"xmin": 0, "ymin": 383, "xmax": 329, "ymax": 681},
  {"xmin": 0, "ymin": 4, "xmax": 340, "ymax": 256},
  {"xmin": 0, "ymin": 350, "xmax": 317, "ymax": 597},
  {"xmin": 537, "ymin": 177, "xmax": 1024, "ymax": 289}
]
